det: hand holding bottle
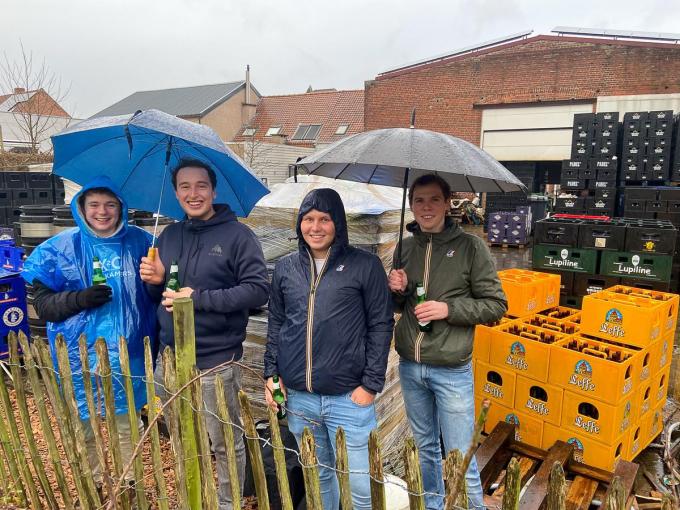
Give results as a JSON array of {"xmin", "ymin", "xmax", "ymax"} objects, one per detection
[
  {"xmin": 265, "ymin": 376, "xmax": 287, "ymax": 418},
  {"xmin": 77, "ymin": 285, "xmax": 112, "ymax": 309}
]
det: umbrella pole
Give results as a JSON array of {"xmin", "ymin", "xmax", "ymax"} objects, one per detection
[
  {"xmin": 147, "ymin": 137, "xmax": 172, "ymax": 261},
  {"xmin": 396, "ymin": 168, "xmax": 410, "ymax": 269}
]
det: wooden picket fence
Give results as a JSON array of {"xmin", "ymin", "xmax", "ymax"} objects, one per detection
[{"xmin": 0, "ymin": 297, "xmax": 673, "ymax": 510}]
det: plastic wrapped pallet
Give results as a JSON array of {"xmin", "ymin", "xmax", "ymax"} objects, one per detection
[
  {"xmin": 243, "ymin": 175, "xmax": 412, "ymax": 272},
  {"xmin": 242, "ymin": 311, "xmax": 409, "ymax": 476}
]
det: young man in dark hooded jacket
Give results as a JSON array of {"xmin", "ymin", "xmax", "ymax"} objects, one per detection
[
  {"xmin": 264, "ymin": 188, "xmax": 394, "ymax": 510},
  {"xmin": 140, "ymin": 159, "xmax": 269, "ymax": 510}
]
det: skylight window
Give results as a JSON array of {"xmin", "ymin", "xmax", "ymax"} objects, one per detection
[
  {"xmin": 292, "ymin": 124, "xmax": 322, "ymax": 140},
  {"xmin": 335, "ymin": 124, "xmax": 349, "ymax": 135},
  {"xmin": 243, "ymin": 127, "xmax": 256, "ymax": 136},
  {"xmin": 265, "ymin": 126, "xmax": 282, "ymax": 136}
]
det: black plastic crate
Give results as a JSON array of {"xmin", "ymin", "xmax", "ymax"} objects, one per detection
[
  {"xmin": 561, "ymin": 168, "xmax": 580, "ymax": 179},
  {"xmin": 578, "ymin": 220, "xmax": 626, "ymax": 250},
  {"xmin": 656, "ymin": 212, "xmax": 680, "ymax": 228},
  {"xmin": 594, "ymin": 188, "xmax": 617, "ymax": 200},
  {"xmin": 555, "ymin": 197, "xmax": 585, "ymax": 210},
  {"xmin": 11, "ymin": 189, "xmax": 32, "ymax": 206},
  {"xmin": 625, "ymin": 187, "xmax": 658, "ymax": 200},
  {"xmin": 589, "ymin": 179, "xmax": 616, "ymax": 190},
  {"xmin": 645, "ymin": 200, "xmax": 668, "ymax": 213},
  {"xmin": 620, "ymin": 278, "xmax": 670, "ymax": 292},
  {"xmin": 573, "ymin": 273, "xmax": 621, "ymax": 296},
  {"xmin": 658, "ymin": 188, "xmax": 680, "ymax": 201},
  {"xmin": 51, "ymin": 174, "xmax": 64, "ymax": 190},
  {"xmin": 32, "ymin": 189, "xmax": 54, "ymax": 204},
  {"xmin": 596, "ymin": 168, "xmax": 618, "ymax": 181},
  {"xmin": 625, "ymin": 222, "xmax": 677, "ymax": 254},
  {"xmin": 27, "ymin": 173, "xmax": 52, "ymax": 189},
  {"xmin": 534, "ymin": 218, "xmax": 582, "ymax": 246},
  {"xmin": 0, "ymin": 207, "xmax": 6, "ymax": 227},
  {"xmin": 560, "ymin": 177, "xmax": 586, "ymax": 190},
  {"xmin": 578, "ymin": 168, "xmax": 597, "ymax": 179},
  {"xmin": 0, "ymin": 173, "xmax": 5, "ymax": 189},
  {"xmin": 562, "ymin": 159, "xmax": 587, "ymax": 171},
  {"xmin": 623, "ymin": 199, "xmax": 645, "ymax": 212},
  {"xmin": 5, "ymin": 206, "xmax": 21, "ymax": 225},
  {"xmin": 586, "ymin": 197, "xmax": 616, "ymax": 211},
  {"xmin": 4, "ymin": 172, "xmax": 27, "ymax": 189},
  {"xmin": 54, "ymin": 189, "xmax": 65, "ymax": 205}
]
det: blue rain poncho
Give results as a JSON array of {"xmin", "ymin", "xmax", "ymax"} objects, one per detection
[{"xmin": 22, "ymin": 176, "xmax": 156, "ymax": 420}]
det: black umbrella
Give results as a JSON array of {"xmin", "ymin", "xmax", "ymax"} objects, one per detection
[{"xmin": 297, "ymin": 113, "xmax": 527, "ymax": 266}]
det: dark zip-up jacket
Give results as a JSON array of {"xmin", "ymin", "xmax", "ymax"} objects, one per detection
[
  {"xmin": 264, "ymin": 188, "xmax": 394, "ymax": 395},
  {"xmin": 146, "ymin": 204, "xmax": 269, "ymax": 369},
  {"xmin": 393, "ymin": 218, "xmax": 507, "ymax": 366}
]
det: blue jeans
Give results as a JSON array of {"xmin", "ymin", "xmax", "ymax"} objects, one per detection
[
  {"xmin": 286, "ymin": 388, "xmax": 376, "ymax": 510},
  {"xmin": 399, "ymin": 359, "xmax": 485, "ymax": 510}
]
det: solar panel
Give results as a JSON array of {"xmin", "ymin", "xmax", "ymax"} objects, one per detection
[
  {"xmin": 552, "ymin": 26, "xmax": 680, "ymax": 42},
  {"xmin": 380, "ymin": 30, "xmax": 534, "ymax": 75}
]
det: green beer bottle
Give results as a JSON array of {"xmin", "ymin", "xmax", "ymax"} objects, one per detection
[
  {"xmin": 272, "ymin": 375, "xmax": 286, "ymax": 420},
  {"xmin": 416, "ymin": 282, "xmax": 432, "ymax": 332},
  {"xmin": 166, "ymin": 260, "xmax": 180, "ymax": 292},
  {"xmin": 92, "ymin": 256, "xmax": 107, "ymax": 286}
]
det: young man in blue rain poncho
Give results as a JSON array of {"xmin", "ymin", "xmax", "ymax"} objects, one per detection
[{"xmin": 22, "ymin": 175, "xmax": 156, "ymax": 494}]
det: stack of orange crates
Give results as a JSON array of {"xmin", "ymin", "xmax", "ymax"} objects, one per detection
[{"xmin": 473, "ymin": 272, "xmax": 677, "ymax": 471}]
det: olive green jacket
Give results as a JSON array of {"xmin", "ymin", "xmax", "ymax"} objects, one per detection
[{"xmin": 393, "ymin": 219, "xmax": 507, "ymax": 366}]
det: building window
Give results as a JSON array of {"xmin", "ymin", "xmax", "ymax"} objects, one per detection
[
  {"xmin": 265, "ymin": 126, "xmax": 282, "ymax": 136},
  {"xmin": 292, "ymin": 124, "xmax": 322, "ymax": 140},
  {"xmin": 243, "ymin": 127, "xmax": 256, "ymax": 136},
  {"xmin": 335, "ymin": 124, "xmax": 349, "ymax": 135}
]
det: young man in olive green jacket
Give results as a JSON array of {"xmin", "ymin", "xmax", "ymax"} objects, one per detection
[{"xmin": 389, "ymin": 174, "xmax": 507, "ymax": 510}]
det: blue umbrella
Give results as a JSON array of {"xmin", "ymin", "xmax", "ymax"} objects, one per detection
[{"xmin": 52, "ymin": 109, "xmax": 269, "ymax": 222}]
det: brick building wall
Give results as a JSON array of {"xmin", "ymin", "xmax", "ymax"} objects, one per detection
[{"xmin": 365, "ymin": 35, "xmax": 680, "ymax": 145}]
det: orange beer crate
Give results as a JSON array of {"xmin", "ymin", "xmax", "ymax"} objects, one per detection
[
  {"xmin": 560, "ymin": 389, "xmax": 637, "ymax": 445},
  {"xmin": 489, "ymin": 322, "xmax": 567, "ymax": 383},
  {"xmin": 627, "ymin": 421, "xmax": 648, "ymax": 460},
  {"xmin": 580, "ymin": 287, "xmax": 677, "ymax": 348},
  {"xmin": 650, "ymin": 332, "xmax": 674, "ymax": 373},
  {"xmin": 637, "ymin": 379, "xmax": 654, "ymax": 420},
  {"xmin": 542, "ymin": 422, "xmax": 627, "ymax": 471},
  {"xmin": 548, "ymin": 334, "xmax": 642, "ymax": 403},
  {"xmin": 474, "ymin": 361, "xmax": 516, "ymax": 409},
  {"xmin": 645, "ymin": 401, "xmax": 665, "ymax": 446},
  {"xmin": 513, "ymin": 375, "xmax": 564, "ymax": 426},
  {"xmin": 498, "ymin": 269, "xmax": 561, "ymax": 317},
  {"xmin": 605, "ymin": 285, "xmax": 679, "ymax": 335},
  {"xmin": 520, "ymin": 313, "xmax": 579, "ymax": 336},
  {"xmin": 477, "ymin": 399, "xmax": 543, "ymax": 448},
  {"xmin": 473, "ymin": 318, "xmax": 511, "ymax": 363},
  {"xmin": 652, "ymin": 365, "xmax": 671, "ymax": 406},
  {"xmin": 536, "ymin": 306, "xmax": 581, "ymax": 323}
]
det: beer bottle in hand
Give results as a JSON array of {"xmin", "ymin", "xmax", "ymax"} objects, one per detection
[
  {"xmin": 92, "ymin": 256, "xmax": 107, "ymax": 286},
  {"xmin": 166, "ymin": 260, "xmax": 180, "ymax": 292},
  {"xmin": 416, "ymin": 283, "xmax": 432, "ymax": 332},
  {"xmin": 272, "ymin": 375, "xmax": 286, "ymax": 419}
]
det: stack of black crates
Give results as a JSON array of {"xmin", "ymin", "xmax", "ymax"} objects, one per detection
[
  {"xmin": 621, "ymin": 111, "xmax": 673, "ymax": 183},
  {"xmin": 533, "ymin": 217, "xmax": 677, "ymax": 306},
  {"xmin": 557, "ymin": 112, "xmax": 620, "ymax": 217},
  {"xmin": 0, "ymin": 170, "xmax": 65, "ymax": 228}
]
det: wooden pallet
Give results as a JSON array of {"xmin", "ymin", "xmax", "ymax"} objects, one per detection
[{"xmin": 478, "ymin": 422, "xmax": 638, "ymax": 510}]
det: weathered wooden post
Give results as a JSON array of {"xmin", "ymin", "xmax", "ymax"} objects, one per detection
[
  {"xmin": 604, "ymin": 477, "xmax": 626, "ymax": 510},
  {"xmin": 215, "ymin": 376, "xmax": 242, "ymax": 510},
  {"xmin": 7, "ymin": 332, "xmax": 56, "ymax": 508},
  {"xmin": 55, "ymin": 334, "xmax": 102, "ymax": 508},
  {"xmin": 33, "ymin": 338, "xmax": 89, "ymax": 507},
  {"xmin": 267, "ymin": 408, "xmax": 294, "ymax": 510},
  {"xmin": 368, "ymin": 429, "xmax": 386, "ymax": 510},
  {"xmin": 444, "ymin": 450, "xmax": 467, "ymax": 509},
  {"xmin": 546, "ymin": 461, "xmax": 566, "ymax": 510},
  {"xmin": 300, "ymin": 427, "xmax": 322, "ymax": 510},
  {"xmin": 94, "ymin": 338, "xmax": 129, "ymax": 510},
  {"xmin": 162, "ymin": 347, "xmax": 189, "ymax": 508},
  {"xmin": 0, "ymin": 361, "xmax": 28, "ymax": 507},
  {"xmin": 172, "ymin": 297, "xmax": 201, "ymax": 509},
  {"xmin": 143, "ymin": 337, "xmax": 170, "ymax": 510},
  {"xmin": 78, "ymin": 335, "xmax": 113, "ymax": 502},
  {"xmin": 501, "ymin": 457, "xmax": 520, "ymax": 510},
  {"xmin": 335, "ymin": 427, "xmax": 353, "ymax": 510},
  {"xmin": 403, "ymin": 437, "xmax": 425, "ymax": 510},
  {"xmin": 239, "ymin": 390, "xmax": 270, "ymax": 510},
  {"xmin": 119, "ymin": 336, "xmax": 149, "ymax": 510},
  {"xmin": 190, "ymin": 366, "xmax": 218, "ymax": 510}
]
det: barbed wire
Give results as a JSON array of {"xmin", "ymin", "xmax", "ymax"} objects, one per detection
[{"xmin": 0, "ymin": 354, "xmax": 502, "ymax": 509}]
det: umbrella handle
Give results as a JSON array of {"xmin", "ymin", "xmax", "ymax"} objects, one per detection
[{"xmin": 147, "ymin": 247, "xmax": 157, "ymax": 261}]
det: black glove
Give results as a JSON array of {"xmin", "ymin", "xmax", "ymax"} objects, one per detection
[{"xmin": 76, "ymin": 285, "xmax": 112, "ymax": 309}]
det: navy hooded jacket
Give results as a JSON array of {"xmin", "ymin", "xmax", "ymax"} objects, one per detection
[
  {"xmin": 264, "ymin": 188, "xmax": 394, "ymax": 395},
  {"xmin": 147, "ymin": 203, "xmax": 269, "ymax": 369}
]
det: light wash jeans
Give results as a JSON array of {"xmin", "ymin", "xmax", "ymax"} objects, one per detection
[
  {"xmin": 399, "ymin": 359, "xmax": 485, "ymax": 510},
  {"xmin": 155, "ymin": 362, "xmax": 246, "ymax": 510},
  {"xmin": 286, "ymin": 388, "xmax": 376, "ymax": 510}
]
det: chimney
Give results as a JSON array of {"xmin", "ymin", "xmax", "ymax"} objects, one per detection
[
  {"xmin": 245, "ymin": 65, "xmax": 251, "ymax": 105},
  {"xmin": 14, "ymin": 87, "xmax": 26, "ymax": 94}
]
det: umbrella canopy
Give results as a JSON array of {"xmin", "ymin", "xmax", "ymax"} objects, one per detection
[
  {"xmin": 52, "ymin": 109, "xmax": 269, "ymax": 220},
  {"xmin": 297, "ymin": 127, "xmax": 526, "ymax": 193}
]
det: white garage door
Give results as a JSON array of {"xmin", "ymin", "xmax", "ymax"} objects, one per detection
[{"xmin": 481, "ymin": 103, "xmax": 593, "ymax": 161}]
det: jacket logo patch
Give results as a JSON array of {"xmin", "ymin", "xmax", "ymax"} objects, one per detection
[
  {"xmin": 336, "ymin": 265, "xmax": 344, "ymax": 272},
  {"xmin": 210, "ymin": 244, "xmax": 223, "ymax": 256},
  {"xmin": 446, "ymin": 249, "xmax": 455, "ymax": 258}
]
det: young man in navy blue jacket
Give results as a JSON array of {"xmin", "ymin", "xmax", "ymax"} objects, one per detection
[
  {"xmin": 264, "ymin": 188, "xmax": 394, "ymax": 510},
  {"xmin": 140, "ymin": 159, "xmax": 269, "ymax": 510}
]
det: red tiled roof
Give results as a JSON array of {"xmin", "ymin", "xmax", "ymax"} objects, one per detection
[{"xmin": 233, "ymin": 89, "xmax": 364, "ymax": 144}]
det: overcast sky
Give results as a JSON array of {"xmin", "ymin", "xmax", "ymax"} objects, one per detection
[{"xmin": 4, "ymin": 0, "xmax": 680, "ymax": 118}]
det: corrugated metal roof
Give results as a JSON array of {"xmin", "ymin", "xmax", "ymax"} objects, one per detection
[{"xmin": 91, "ymin": 81, "xmax": 250, "ymax": 118}]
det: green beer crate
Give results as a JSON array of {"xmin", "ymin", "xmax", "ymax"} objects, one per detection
[
  {"xmin": 600, "ymin": 251, "xmax": 672, "ymax": 282},
  {"xmin": 532, "ymin": 244, "xmax": 599, "ymax": 274}
]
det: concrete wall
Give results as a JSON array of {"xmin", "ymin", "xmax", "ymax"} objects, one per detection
[{"xmin": 201, "ymin": 85, "xmax": 259, "ymax": 141}]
